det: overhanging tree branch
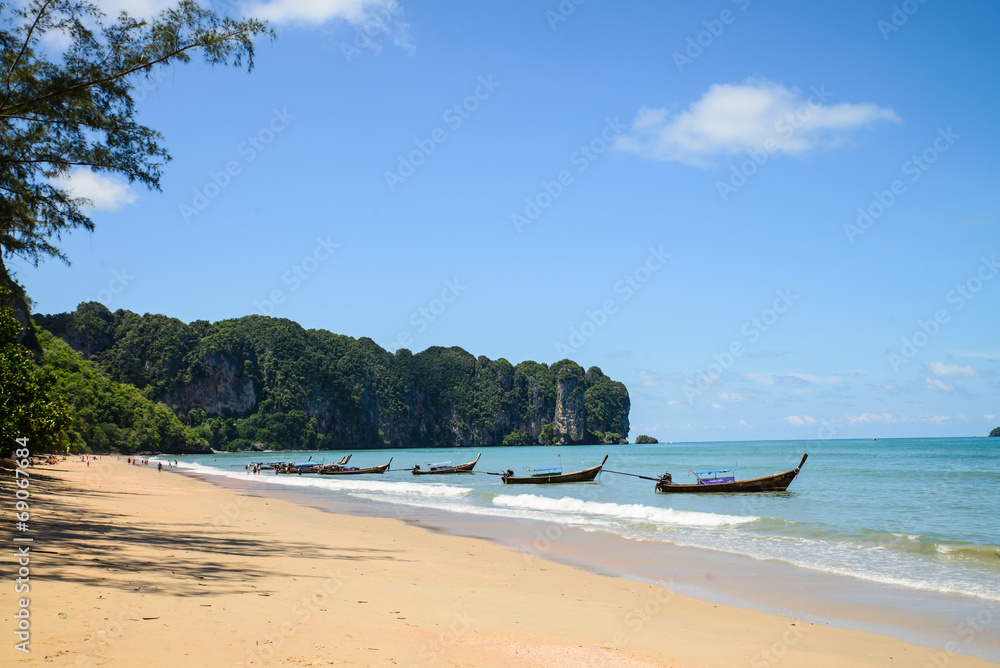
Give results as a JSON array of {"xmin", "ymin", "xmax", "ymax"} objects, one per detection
[{"xmin": 0, "ymin": 0, "xmax": 273, "ymax": 271}]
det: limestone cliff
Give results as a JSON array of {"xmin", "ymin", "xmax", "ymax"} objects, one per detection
[{"xmin": 37, "ymin": 304, "xmax": 631, "ymax": 450}]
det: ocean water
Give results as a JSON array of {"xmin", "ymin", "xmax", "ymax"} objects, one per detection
[{"xmin": 168, "ymin": 437, "xmax": 1000, "ymax": 606}]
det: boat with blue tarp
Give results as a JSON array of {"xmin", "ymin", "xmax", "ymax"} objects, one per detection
[
  {"xmin": 412, "ymin": 453, "xmax": 480, "ymax": 475},
  {"xmin": 654, "ymin": 454, "xmax": 808, "ymax": 493},
  {"xmin": 501, "ymin": 455, "xmax": 608, "ymax": 484}
]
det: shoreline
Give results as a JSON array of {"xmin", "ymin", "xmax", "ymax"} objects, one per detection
[
  {"xmin": 182, "ymin": 464, "xmax": 1000, "ymax": 663},
  {"xmin": 2, "ymin": 458, "xmax": 996, "ymax": 667}
]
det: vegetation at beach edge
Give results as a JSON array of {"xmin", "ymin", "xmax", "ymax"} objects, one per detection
[{"xmin": 0, "ymin": 303, "xmax": 211, "ymax": 459}]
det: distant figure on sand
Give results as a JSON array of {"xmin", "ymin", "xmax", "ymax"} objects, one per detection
[{"xmin": 158, "ymin": 462, "xmax": 162, "ymax": 472}]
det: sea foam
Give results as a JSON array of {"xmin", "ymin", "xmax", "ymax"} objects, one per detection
[
  {"xmin": 492, "ymin": 494, "xmax": 757, "ymax": 527},
  {"xmin": 172, "ymin": 461, "xmax": 471, "ymax": 498}
]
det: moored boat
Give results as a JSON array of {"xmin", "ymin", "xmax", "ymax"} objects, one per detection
[
  {"xmin": 654, "ymin": 454, "xmax": 808, "ymax": 493},
  {"xmin": 276, "ymin": 462, "xmax": 323, "ymax": 475},
  {"xmin": 412, "ymin": 453, "xmax": 481, "ymax": 475},
  {"xmin": 317, "ymin": 457, "xmax": 392, "ymax": 475},
  {"xmin": 501, "ymin": 455, "xmax": 607, "ymax": 485},
  {"xmin": 275, "ymin": 454, "xmax": 350, "ymax": 475}
]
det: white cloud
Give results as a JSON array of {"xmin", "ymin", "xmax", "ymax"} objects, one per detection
[
  {"xmin": 745, "ymin": 372, "xmax": 839, "ymax": 386},
  {"xmin": 925, "ymin": 361, "xmax": 980, "ymax": 378},
  {"xmin": 954, "ymin": 350, "xmax": 999, "ymax": 360},
  {"xmin": 666, "ymin": 399, "xmax": 680, "ymax": 406},
  {"xmin": 637, "ymin": 369, "xmax": 662, "ymax": 387},
  {"xmin": 615, "ymin": 78, "xmax": 900, "ymax": 167},
  {"xmin": 784, "ymin": 415, "xmax": 817, "ymax": 427},
  {"xmin": 843, "ymin": 413, "xmax": 952, "ymax": 426},
  {"xmin": 244, "ymin": 0, "xmax": 412, "ymax": 51},
  {"xmin": 99, "ymin": 0, "xmax": 177, "ymax": 18},
  {"xmin": 985, "ymin": 414, "xmax": 995, "ymax": 420},
  {"xmin": 924, "ymin": 377, "xmax": 954, "ymax": 392},
  {"xmin": 53, "ymin": 168, "xmax": 138, "ymax": 212},
  {"xmin": 716, "ymin": 392, "xmax": 745, "ymax": 402},
  {"xmin": 845, "ymin": 412, "xmax": 897, "ymax": 425},
  {"xmin": 737, "ymin": 419, "xmax": 751, "ymax": 428}
]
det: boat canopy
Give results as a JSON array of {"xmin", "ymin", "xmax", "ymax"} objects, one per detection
[
  {"xmin": 530, "ymin": 466, "xmax": 562, "ymax": 472},
  {"xmin": 693, "ymin": 468, "xmax": 736, "ymax": 475},
  {"xmin": 428, "ymin": 461, "xmax": 453, "ymax": 467}
]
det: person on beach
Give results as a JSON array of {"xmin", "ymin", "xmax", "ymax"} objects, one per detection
[{"xmin": 158, "ymin": 462, "xmax": 162, "ymax": 472}]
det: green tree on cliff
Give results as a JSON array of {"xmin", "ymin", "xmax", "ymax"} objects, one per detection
[{"xmin": 990, "ymin": 427, "xmax": 1000, "ymax": 437}]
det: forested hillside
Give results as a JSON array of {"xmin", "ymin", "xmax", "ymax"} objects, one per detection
[{"xmin": 37, "ymin": 303, "xmax": 631, "ymax": 451}]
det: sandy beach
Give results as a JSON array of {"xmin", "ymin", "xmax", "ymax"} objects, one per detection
[{"xmin": 2, "ymin": 458, "xmax": 995, "ymax": 667}]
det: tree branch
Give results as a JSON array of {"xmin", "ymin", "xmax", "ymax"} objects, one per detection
[{"xmin": 0, "ymin": 0, "xmax": 57, "ymax": 111}]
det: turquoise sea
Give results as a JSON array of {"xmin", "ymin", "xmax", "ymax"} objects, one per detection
[{"xmin": 167, "ymin": 437, "xmax": 1000, "ymax": 656}]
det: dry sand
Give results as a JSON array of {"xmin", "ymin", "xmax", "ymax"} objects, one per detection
[{"xmin": 2, "ymin": 458, "xmax": 994, "ymax": 667}]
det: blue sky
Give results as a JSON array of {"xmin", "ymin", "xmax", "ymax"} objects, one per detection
[{"xmin": 20, "ymin": 0, "xmax": 1000, "ymax": 441}]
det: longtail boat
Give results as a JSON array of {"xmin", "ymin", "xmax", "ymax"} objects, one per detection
[
  {"xmin": 276, "ymin": 462, "xmax": 323, "ymax": 475},
  {"xmin": 317, "ymin": 457, "xmax": 392, "ymax": 475},
  {"xmin": 275, "ymin": 454, "xmax": 350, "ymax": 475},
  {"xmin": 412, "ymin": 453, "xmax": 481, "ymax": 475},
  {"xmin": 501, "ymin": 455, "xmax": 607, "ymax": 485},
  {"xmin": 654, "ymin": 454, "xmax": 808, "ymax": 493}
]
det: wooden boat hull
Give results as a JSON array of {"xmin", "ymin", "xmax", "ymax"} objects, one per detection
[
  {"xmin": 275, "ymin": 454, "xmax": 350, "ymax": 475},
  {"xmin": 317, "ymin": 457, "xmax": 392, "ymax": 475},
  {"xmin": 502, "ymin": 455, "xmax": 607, "ymax": 484},
  {"xmin": 655, "ymin": 454, "xmax": 808, "ymax": 493},
  {"xmin": 412, "ymin": 453, "xmax": 481, "ymax": 475}
]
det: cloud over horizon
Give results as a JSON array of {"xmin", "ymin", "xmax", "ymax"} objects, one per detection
[{"xmin": 615, "ymin": 78, "xmax": 900, "ymax": 167}]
